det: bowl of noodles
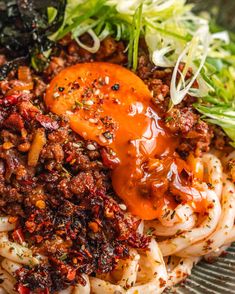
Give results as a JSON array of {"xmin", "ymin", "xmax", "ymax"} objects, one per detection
[{"xmin": 0, "ymin": 0, "xmax": 234, "ymax": 293}]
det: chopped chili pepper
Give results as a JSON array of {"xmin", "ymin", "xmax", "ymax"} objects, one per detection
[
  {"xmin": 17, "ymin": 284, "xmax": 31, "ymax": 294},
  {"xmin": 12, "ymin": 228, "xmax": 25, "ymax": 244}
]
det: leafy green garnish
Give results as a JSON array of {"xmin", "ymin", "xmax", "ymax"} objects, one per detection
[
  {"xmin": 195, "ymin": 53, "xmax": 235, "ymax": 146},
  {"xmin": 0, "ymin": 0, "xmax": 234, "ymax": 145},
  {"xmin": 47, "ymin": 7, "xmax": 58, "ymax": 24},
  {"xmin": 195, "ymin": 105, "xmax": 235, "ymax": 147},
  {"xmin": 128, "ymin": 3, "xmax": 143, "ymax": 70},
  {"xmin": 50, "ymin": 0, "xmax": 198, "ymax": 68},
  {"xmin": 53, "ymin": 0, "xmax": 107, "ymax": 41}
]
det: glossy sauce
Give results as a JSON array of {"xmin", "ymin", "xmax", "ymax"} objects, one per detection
[{"xmin": 45, "ymin": 62, "xmax": 204, "ymax": 220}]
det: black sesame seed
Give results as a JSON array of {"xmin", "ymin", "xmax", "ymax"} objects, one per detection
[
  {"xmin": 111, "ymin": 83, "xmax": 120, "ymax": 91},
  {"xmin": 102, "ymin": 131, "xmax": 113, "ymax": 139},
  {"xmin": 58, "ymin": 87, "xmax": 64, "ymax": 92}
]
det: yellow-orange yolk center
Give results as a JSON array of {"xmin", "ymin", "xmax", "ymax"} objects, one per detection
[{"xmin": 45, "ymin": 62, "xmax": 205, "ymax": 220}]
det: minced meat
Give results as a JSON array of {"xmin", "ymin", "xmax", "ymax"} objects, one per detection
[
  {"xmin": 0, "ymin": 35, "xmax": 220, "ymax": 293},
  {"xmin": 0, "ymin": 45, "xmax": 149, "ymax": 292}
]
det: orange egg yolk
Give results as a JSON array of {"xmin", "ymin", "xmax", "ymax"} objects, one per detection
[{"xmin": 45, "ymin": 62, "xmax": 205, "ymax": 220}]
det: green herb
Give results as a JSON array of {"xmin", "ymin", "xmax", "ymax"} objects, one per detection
[
  {"xmin": 1, "ymin": 0, "xmax": 235, "ymax": 145},
  {"xmin": 49, "ymin": 0, "xmax": 197, "ymax": 71},
  {"xmin": 48, "ymin": 7, "xmax": 58, "ymax": 24},
  {"xmin": 165, "ymin": 116, "xmax": 173, "ymax": 123},
  {"xmin": 16, "ymin": 253, "xmax": 23, "ymax": 260},
  {"xmin": 194, "ymin": 53, "xmax": 235, "ymax": 147},
  {"xmin": 146, "ymin": 227, "xmax": 155, "ymax": 236},
  {"xmin": 61, "ymin": 166, "xmax": 71, "ymax": 176},
  {"xmin": 195, "ymin": 105, "xmax": 235, "ymax": 147},
  {"xmin": 60, "ymin": 253, "xmax": 68, "ymax": 261},
  {"xmin": 54, "ymin": 0, "xmax": 107, "ymax": 41},
  {"xmin": 75, "ymin": 101, "xmax": 83, "ymax": 108},
  {"xmin": 128, "ymin": 3, "xmax": 143, "ymax": 71}
]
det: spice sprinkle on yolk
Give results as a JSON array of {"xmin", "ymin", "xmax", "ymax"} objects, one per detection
[{"xmin": 45, "ymin": 62, "xmax": 205, "ymax": 220}]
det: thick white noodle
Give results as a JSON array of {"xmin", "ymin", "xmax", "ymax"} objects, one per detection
[
  {"xmin": 90, "ymin": 239, "xmax": 167, "ymax": 294},
  {"xmin": 225, "ymin": 226, "xmax": 235, "ymax": 243},
  {"xmin": 165, "ymin": 256, "xmax": 180, "ymax": 273},
  {"xmin": 58, "ymin": 287, "xmax": 72, "ymax": 294},
  {"xmin": 221, "ymin": 150, "xmax": 235, "ymax": 164},
  {"xmin": 158, "ymin": 189, "xmax": 221, "ymax": 256},
  {"xmin": 90, "ymin": 278, "xmax": 125, "ymax": 294},
  {"xmin": 0, "ymin": 154, "xmax": 233, "ymax": 293},
  {"xmin": 204, "ymin": 244, "xmax": 230, "ymax": 261},
  {"xmin": 0, "ymin": 267, "xmax": 16, "ymax": 294},
  {"xmin": 118, "ymin": 249, "xmax": 139, "ymax": 288},
  {"xmin": 222, "ymin": 151, "xmax": 235, "ymax": 182},
  {"xmin": 177, "ymin": 177, "xmax": 235, "ymax": 257},
  {"xmin": 1, "ymin": 259, "xmax": 21, "ymax": 276},
  {"xmin": 126, "ymin": 239, "xmax": 167, "ymax": 294},
  {"xmin": 0, "ymin": 233, "xmax": 39, "ymax": 265},
  {"xmin": 202, "ymin": 153, "xmax": 223, "ymax": 199},
  {"xmin": 158, "ymin": 204, "xmax": 195, "ymax": 228},
  {"xmin": 73, "ymin": 275, "xmax": 90, "ymax": 294},
  {"xmin": 167, "ymin": 257, "xmax": 200, "ymax": 288},
  {"xmin": 146, "ymin": 205, "xmax": 196, "ymax": 236},
  {"xmin": 0, "ymin": 217, "xmax": 16, "ymax": 232}
]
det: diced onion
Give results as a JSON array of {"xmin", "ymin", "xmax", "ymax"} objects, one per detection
[{"xmin": 28, "ymin": 129, "xmax": 46, "ymax": 167}]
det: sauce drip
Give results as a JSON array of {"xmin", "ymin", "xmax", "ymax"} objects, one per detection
[{"xmin": 45, "ymin": 62, "xmax": 204, "ymax": 220}]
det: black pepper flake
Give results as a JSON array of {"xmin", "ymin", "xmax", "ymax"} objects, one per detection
[
  {"xmin": 58, "ymin": 87, "xmax": 65, "ymax": 92},
  {"xmin": 102, "ymin": 131, "xmax": 113, "ymax": 140},
  {"xmin": 111, "ymin": 84, "xmax": 120, "ymax": 91},
  {"xmin": 170, "ymin": 210, "xmax": 176, "ymax": 219}
]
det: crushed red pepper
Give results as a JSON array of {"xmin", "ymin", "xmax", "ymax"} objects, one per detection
[
  {"xmin": 0, "ymin": 42, "xmax": 150, "ymax": 293},
  {"xmin": 0, "ymin": 35, "xmax": 216, "ymax": 293}
]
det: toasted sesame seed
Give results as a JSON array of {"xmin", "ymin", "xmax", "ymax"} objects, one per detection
[
  {"xmin": 88, "ymin": 118, "xmax": 98, "ymax": 124},
  {"xmin": 53, "ymin": 92, "xmax": 60, "ymax": 98},
  {"xmin": 157, "ymin": 94, "xmax": 164, "ymax": 101},
  {"xmin": 73, "ymin": 142, "xmax": 82, "ymax": 148},
  {"xmin": 119, "ymin": 204, "xmax": 127, "ymax": 211},
  {"xmin": 99, "ymin": 134, "xmax": 107, "ymax": 144},
  {"xmin": 105, "ymin": 76, "xmax": 110, "ymax": 85},
  {"xmin": 94, "ymin": 89, "xmax": 100, "ymax": 95},
  {"xmin": 84, "ymin": 100, "xmax": 94, "ymax": 106},
  {"xmin": 87, "ymin": 144, "xmax": 96, "ymax": 151}
]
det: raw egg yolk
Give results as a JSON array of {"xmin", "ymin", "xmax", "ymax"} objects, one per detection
[{"xmin": 45, "ymin": 62, "xmax": 203, "ymax": 220}]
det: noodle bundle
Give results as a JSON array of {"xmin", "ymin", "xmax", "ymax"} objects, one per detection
[{"xmin": 0, "ymin": 152, "xmax": 234, "ymax": 293}]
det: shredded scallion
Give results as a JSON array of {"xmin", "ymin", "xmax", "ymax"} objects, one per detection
[{"xmin": 46, "ymin": 0, "xmax": 235, "ymax": 146}]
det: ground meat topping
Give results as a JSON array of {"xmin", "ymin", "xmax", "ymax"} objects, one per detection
[
  {"xmin": 0, "ymin": 35, "xmax": 222, "ymax": 293},
  {"xmin": 0, "ymin": 54, "xmax": 149, "ymax": 293},
  {"xmin": 136, "ymin": 50, "xmax": 213, "ymax": 157}
]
